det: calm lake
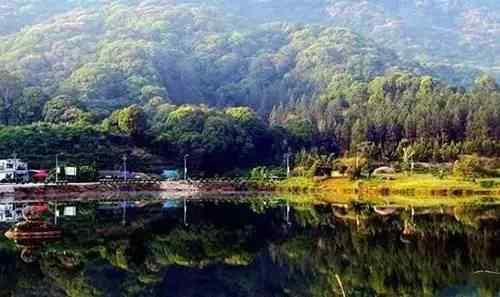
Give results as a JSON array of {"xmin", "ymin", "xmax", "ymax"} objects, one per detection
[{"xmin": 1, "ymin": 195, "xmax": 500, "ymax": 297}]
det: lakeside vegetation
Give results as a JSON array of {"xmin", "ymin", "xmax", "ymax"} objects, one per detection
[
  {"xmin": 275, "ymin": 175, "xmax": 500, "ymax": 207},
  {"xmin": 272, "ymin": 153, "xmax": 500, "ymax": 206},
  {"xmin": 0, "ymin": 0, "xmax": 498, "ymax": 187}
]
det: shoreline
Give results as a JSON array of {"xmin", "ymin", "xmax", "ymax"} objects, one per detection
[
  {"xmin": 276, "ymin": 175, "xmax": 500, "ymax": 196},
  {"xmin": 0, "ymin": 176, "xmax": 499, "ymax": 207},
  {"xmin": 0, "ymin": 181, "xmax": 198, "ymax": 200}
]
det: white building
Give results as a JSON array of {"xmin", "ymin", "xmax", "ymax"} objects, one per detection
[{"xmin": 0, "ymin": 159, "xmax": 29, "ymax": 182}]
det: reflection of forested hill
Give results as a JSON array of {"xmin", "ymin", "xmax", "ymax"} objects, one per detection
[{"xmin": 3, "ymin": 202, "xmax": 500, "ymax": 296}]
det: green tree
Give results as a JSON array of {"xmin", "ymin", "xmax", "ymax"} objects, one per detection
[
  {"xmin": 103, "ymin": 105, "xmax": 147, "ymax": 138},
  {"xmin": 0, "ymin": 69, "xmax": 22, "ymax": 125},
  {"xmin": 15, "ymin": 87, "xmax": 48, "ymax": 124},
  {"xmin": 42, "ymin": 96, "xmax": 94, "ymax": 124},
  {"xmin": 453, "ymin": 155, "xmax": 486, "ymax": 179}
]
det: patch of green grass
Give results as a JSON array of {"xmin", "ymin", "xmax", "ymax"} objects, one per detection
[
  {"xmin": 277, "ymin": 173, "xmax": 500, "ymax": 207},
  {"xmin": 276, "ymin": 177, "xmax": 317, "ymax": 190},
  {"xmin": 362, "ymin": 174, "xmax": 472, "ymax": 189},
  {"xmin": 329, "ymin": 174, "xmax": 500, "ymax": 192}
]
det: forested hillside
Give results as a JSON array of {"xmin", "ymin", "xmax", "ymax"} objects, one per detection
[
  {"xmin": 0, "ymin": 0, "xmax": 99, "ymax": 35},
  {"xmin": 0, "ymin": 0, "xmax": 499, "ymax": 175},
  {"xmin": 183, "ymin": 0, "xmax": 500, "ymax": 85},
  {"xmin": 2, "ymin": 0, "xmax": 499, "ymax": 86},
  {"xmin": 0, "ymin": 2, "xmax": 413, "ymax": 115},
  {"xmin": 271, "ymin": 73, "xmax": 500, "ymax": 161}
]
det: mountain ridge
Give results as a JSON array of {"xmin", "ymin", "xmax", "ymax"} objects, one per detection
[{"xmin": 0, "ymin": 2, "xmax": 424, "ymax": 114}]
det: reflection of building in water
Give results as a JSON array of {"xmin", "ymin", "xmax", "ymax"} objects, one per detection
[
  {"xmin": 0, "ymin": 201, "xmax": 50, "ymax": 223},
  {"xmin": 162, "ymin": 199, "xmax": 188, "ymax": 225},
  {"xmin": 0, "ymin": 203, "xmax": 22, "ymax": 223},
  {"xmin": 51, "ymin": 201, "xmax": 79, "ymax": 225},
  {"xmin": 63, "ymin": 206, "xmax": 77, "ymax": 217},
  {"xmin": 162, "ymin": 199, "xmax": 183, "ymax": 209},
  {"xmin": 54, "ymin": 205, "xmax": 77, "ymax": 220},
  {"xmin": 0, "ymin": 203, "xmax": 23, "ymax": 223}
]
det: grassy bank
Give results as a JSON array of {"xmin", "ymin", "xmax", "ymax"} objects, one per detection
[{"xmin": 275, "ymin": 174, "xmax": 500, "ymax": 206}]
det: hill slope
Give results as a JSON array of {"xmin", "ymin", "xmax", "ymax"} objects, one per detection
[
  {"xmin": 0, "ymin": 1, "xmax": 499, "ymax": 174},
  {"xmin": 0, "ymin": 1, "xmax": 417, "ymax": 113},
  {"xmin": 2, "ymin": 0, "xmax": 498, "ymax": 87},
  {"xmin": 182, "ymin": 0, "xmax": 500, "ymax": 84}
]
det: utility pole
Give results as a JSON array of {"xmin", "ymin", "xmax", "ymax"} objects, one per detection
[
  {"xmin": 285, "ymin": 199, "xmax": 291, "ymax": 226},
  {"xmin": 122, "ymin": 155, "xmax": 127, "ymax": 183},
  {"xmin": 54, "ymin": 201, "xmax": 58, "ymax": 225},
  {"xmin": 55, "ymin": 153, "xmax": 62, "ymax": 183},
  {"xmin": 184, "ymin": 154, "xmax": 189, "ymax": 181},
  {"xmin": 184, "ymin": 198, "xmax": 188, "ymax": 226},
  {"xmin": 355, "ymin": 151, "xmax": 359, "ymax": 170},
  {"xmin": 284, "ymin": 152, "xmax": 291, "ymax": 178},
  {"xmin": 12, "ymin": 152, "xmax": 17, "ymax": 182},
  {"xmin": 122, "ymin": 199, "xmax": 127, "ymax": 226}
]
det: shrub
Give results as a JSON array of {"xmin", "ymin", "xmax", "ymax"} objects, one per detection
[
  {"xmin": 479, "ymin": 180, "xmax": 496, "ymax": 188},
  {"xmin": 479, "ymin": 180, "xmax": 497, "ymax": 189},
  {"xmin": 249, "ymin": 166, "xmax": 285, "ymax": 180},
  {"xmin": 453, "ymin": 154, "xmax": 492, "ymax": 179},
  {"xmin": 336, "ymin": 156, "xmax": 368, "ymax": 180},
  {"xmin": 77, "ymin": 165, "xmax": 99, "ymax": 182}
]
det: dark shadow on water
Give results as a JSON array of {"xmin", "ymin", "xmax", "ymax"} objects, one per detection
[{"xmin": 1, "ymin": 194, "xmax": 500, "ymax": 296}]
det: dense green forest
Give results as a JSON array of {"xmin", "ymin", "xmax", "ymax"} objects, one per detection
[
  {"xmin": 2, "ymin": 0, "xmax": 499, "ymax": 84},
  {"xmin": 0, "ymin": 0, "xmax": 499, "ymax": 175},
  {"xmin": 195, "ymin": 0, "xmax": 500, "ymax": 85}
]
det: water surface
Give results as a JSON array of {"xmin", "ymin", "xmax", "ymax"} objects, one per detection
[{"xmin": 1, "ymin": 195, "xmax": 500, "ymax": 297}]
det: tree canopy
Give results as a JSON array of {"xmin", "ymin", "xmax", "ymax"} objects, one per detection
[{"xmin": 0, "ymin": 1, "xmax": 498, "ymax": 175}]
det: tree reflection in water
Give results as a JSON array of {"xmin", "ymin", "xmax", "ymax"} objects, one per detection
[{"xmin": 0, "ymin": 197, "xmax": 500, "ymax": 296}]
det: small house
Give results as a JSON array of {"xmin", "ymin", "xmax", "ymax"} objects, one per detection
[{"xmin": 0, "ymin": 159, "xmax": 29, "ymax": 182}]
